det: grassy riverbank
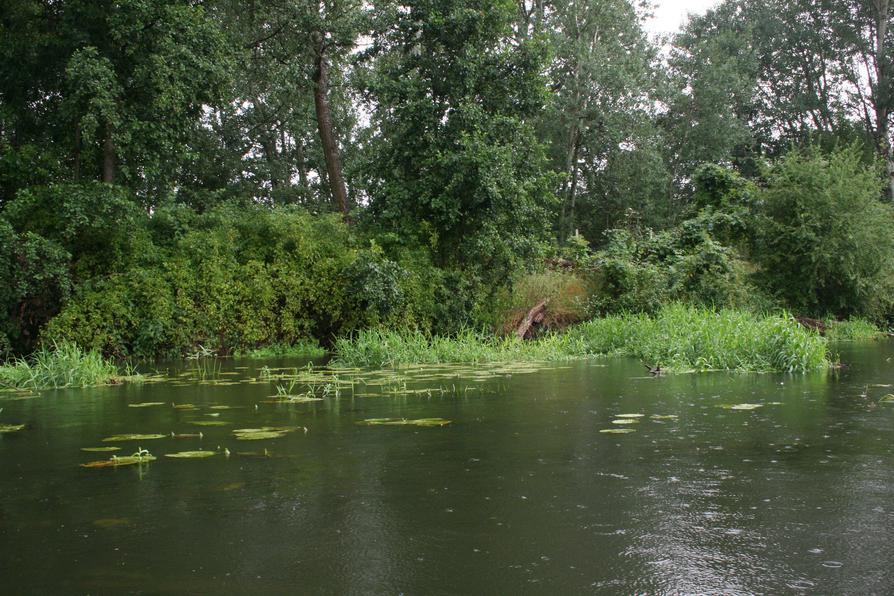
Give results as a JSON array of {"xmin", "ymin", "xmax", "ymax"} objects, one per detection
[
  {"xmin": 0, "ymin": 341, "xmax": 128, "ymax": 389},
  {"xmin": 334, "ymin": 305, "xmax": 830, "ymax": 373}
]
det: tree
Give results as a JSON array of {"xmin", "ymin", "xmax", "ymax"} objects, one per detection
[{"xmin": 359, "ymin": 0, "xmax": 555, "ymax": 285}]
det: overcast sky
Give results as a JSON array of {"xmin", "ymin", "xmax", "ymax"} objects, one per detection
[{"xmin": 644, "ymin": 0, "xmax": 719, "ymax": 35}]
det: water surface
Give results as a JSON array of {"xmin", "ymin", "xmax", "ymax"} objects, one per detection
[{"xmin": 2, "ymin": 344, "xmax": 893, "ymax": 594}]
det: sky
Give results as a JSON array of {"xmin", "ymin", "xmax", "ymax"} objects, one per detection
[{"xmin": 644, "ymin": 0, "xmax": 720, "ymax": 35}]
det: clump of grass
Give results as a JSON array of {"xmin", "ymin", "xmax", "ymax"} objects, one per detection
[
  {"xmin": 824, "ymin": 318, "xmax": 882, "ymax": 341},
  {"xmin": 0, "ymin": 341, "xmax": 121, "ymax": 389},
  {"xmin": 569, "ymin": 304, "xmax": 828, "ymax": 373},
  {"xmin": 333, "ymin": 328, "xmax": 586, "ymax": 368},
  {"xmin": 500, "ymin": 271, "xmax": 591, "ymax": 334},
  {"xmin": 334, "ymin": 304, "xmax": 829, "ymax": 373},
  {"xmin": 233, "ymin": 340, "xmax": 327, "ymax": 359}
]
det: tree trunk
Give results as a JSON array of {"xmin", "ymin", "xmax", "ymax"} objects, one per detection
[
  {"xmin": 102, "ymin": 124, "xmax": 115, "ymax": 184},
  {"xmin": 874, "ymin": 0, "xmax": 893, "ymax": 199},
  {"xmin": 313, "ymin": 42, "xmax": 350, "ymax": 221}
]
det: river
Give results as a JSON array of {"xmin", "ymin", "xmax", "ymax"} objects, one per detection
[{"xmin": 1, "ymin": 342, "xmax": 893, "ymax": 593}]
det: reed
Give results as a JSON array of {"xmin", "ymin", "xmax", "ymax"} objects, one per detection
[
  {"xmin": 334, "ymin": 304, "xmax": 829, "ymax": 373},
  {"xmin": 0, "ymin": 341, "xmax": 121, "ymax": 389}
]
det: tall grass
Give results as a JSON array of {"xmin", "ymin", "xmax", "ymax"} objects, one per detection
[
  {"xmin": 0, "ymin": 341, "xmax": 121, "ymax": 389},
  {"xmin": 824, "ymin": 318, "xmax": 882, "ymax": 341},
  {"xmin": 334, "ymin": 304, "xmax": 829, "ymax": 373},
  {"xmin": 333, "ymin": 328, "xmax": 587, "ymax": 368},
  {"xmin": 569, "ymin": 304, "xmax": 828, "ymax": 373}
]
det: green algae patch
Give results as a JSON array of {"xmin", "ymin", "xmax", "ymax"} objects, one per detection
[{"xmin": 357, "ymin": 418, "xmax": 451, "ymax": 427}]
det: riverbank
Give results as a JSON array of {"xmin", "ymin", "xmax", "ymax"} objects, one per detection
[{"xmin": 334, "ymin": 305, "xmax": 830, "ymax": 373}]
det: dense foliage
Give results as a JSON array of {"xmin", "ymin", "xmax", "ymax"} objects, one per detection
[{"xmin": 2, "ymin": 0, "xmax": 893, "ymax": 361}]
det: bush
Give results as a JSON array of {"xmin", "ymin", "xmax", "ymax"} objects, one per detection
[
  {"xmin": 754, "ymin": 146, "xmax": 894, "ymax": 321},
  {"xmin": 588, "ymin": 223, "xmax": 763, "ymax": 315}
]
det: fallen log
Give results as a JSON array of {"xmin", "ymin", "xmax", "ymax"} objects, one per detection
[
  {"xmin": 516, "ymin": 300, "xmax": 548, "ymax": 340},
  {"xmin": 794, "ymin": 316, "xmax": 827, "ymax": 335}
]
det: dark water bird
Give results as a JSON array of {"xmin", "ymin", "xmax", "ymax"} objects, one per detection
[{"xmin": 644, "ymin": 364, "xmax": 662, "ymax": 376}]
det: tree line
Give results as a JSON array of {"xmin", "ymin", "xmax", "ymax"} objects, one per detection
[{"xmin": 2, "ymin": 0, "xmax": 893, "ymax": 357}]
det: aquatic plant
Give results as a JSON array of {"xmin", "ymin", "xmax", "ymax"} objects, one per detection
[
  {"xmin": 165, "ymin": 450, "xmax": 216, "ymax": 459},
  {"xmin": 356, "ymin": 418, "xmax": 451, "ymax": 427},
  {"xmin": 0, "ymin": 341, "xmax": 121, "ymax": 389},
  {"xmin": 81, "ymin": 448, "xmax": 156, "ymax": 468}
]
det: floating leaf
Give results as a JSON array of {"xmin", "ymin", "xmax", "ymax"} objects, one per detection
[
  {"xmin": 128, "ymin": 402, "xmax": 165, "ymax": 408},
  {"xmin": 209, "ymin": 405, "xmax": 241, "ymax": 410},
  {"xmin": 600, "ymin": 428, "xmax": 636, "ymax": 434},
  {"xmin": 165, "ymin": 450, "xmax": 216, "ymax": 459},
  {"xmin": 0, "ymin": 423, "xmax": 26, "ymax": 434},
  {"xmin": 232, "ymin": 426, "xmax": 297, "ymax": 440},
  {"xmin": 614, "ymin": 414, "xmax": 644, "ymax": 418},
  {"xmin": 650, "ymin": 415, "xmax": 678, "ymax": 420},
  {"xmin": 356, "ymin": 418, "xmax": 451, "ymax": 427},
  {"xmin": 720, "ymin": 404, "xmax": 764, "ymax": 410},
  {"xmin": 611, "ymin": 419, "xmax": 639, "ymax": 425},
  {"xmin": 266, "ymin": 395, "xmax": 324, "ymax": 403},
  {"xmin": 81, "ymin": 451, "xmax": 156, "ymax": 468},
  {"xmin": 881, "ymin": 394, "xmax": 894, "ymax": 403},
  {"xmin": 173, "ymin": 403, "xmax": 198, "ymax": 410},
  {"xmin": 170, "ymin": 432, "xmax": 203, "ymax": 439},
  {"xmin": 188, "ymin": 421, "xmax": 230, "ymax": 427},
  {"xmin": 81, "ymin": 446, "xmax": 121, "ymax": 453},
  {"xmin": 102, "ymin": 433, "xmax": 166, "ymax": 442}
]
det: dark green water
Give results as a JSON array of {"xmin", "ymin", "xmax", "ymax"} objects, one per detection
[{"xmin": 2, "ymin": 343, "xmax": 894, "ymax": 594}]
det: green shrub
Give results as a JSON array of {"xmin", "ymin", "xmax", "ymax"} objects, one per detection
[{"xmin": 754, "ymin": 146, "xmax": 894, "ymax": 321}]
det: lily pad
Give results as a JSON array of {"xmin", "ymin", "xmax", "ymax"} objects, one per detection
[
  {"xmin": 881, "ymin": 394, "xmax": 894, "ymax": 403},
  {"xmin": 81, "ymin": 452, "xmax": 156, "ymax": 468},
  {"xmin": 600, "ymin": 428, "xmax": 636, "ymax": 434},
  {"xmin": 165, "ymin": 450, "xmax": 216, "ymax": 459},
  {"xmin": 188, "ymin": 421, "xmax": 230, "ymax": 427},
  {"xmin": 724, "ymin": 403, "xmax": 763, "ymax": 411},
  {"xmin": 614, "ymin": 414, "xmax": 645, "ymax": 418},
  {"xmin": 81, "ymin": 446, "xmax": 122, "ymax": 453},
  {"xmin": 102, "ymin": 433, "xmax": 167, "ymax": 442},
  {"xmin": 170, "ymin": 432, "xmax": 203, "ymax": 439},
  {"xmin": 209, "ymin": 405, "xmax": 241, "ymax": 410},
  {"xmin": 611, "ymin": 419, "xmax": 639, "ymax": 425},
  {"xmin": 356, "ymin": 418, "xmax": 451, "ymax": 427},
  {"xmin": 0, "ymin": 423, "xmax": 26, "ymax": 434},
  {"xmin": 172, "ymin": 403, "xmax": 198, "ymax": 410},
  {"xmin": 650, "ymin": 415, "xmax": 679, "ymax": 420},
  {"xmin": 232, "ymin": 426, "xmax": 297, "ymax": 440},
  {"xmin": 128, "ymin": 402, "xmax": 165, "ymax": 408}
]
